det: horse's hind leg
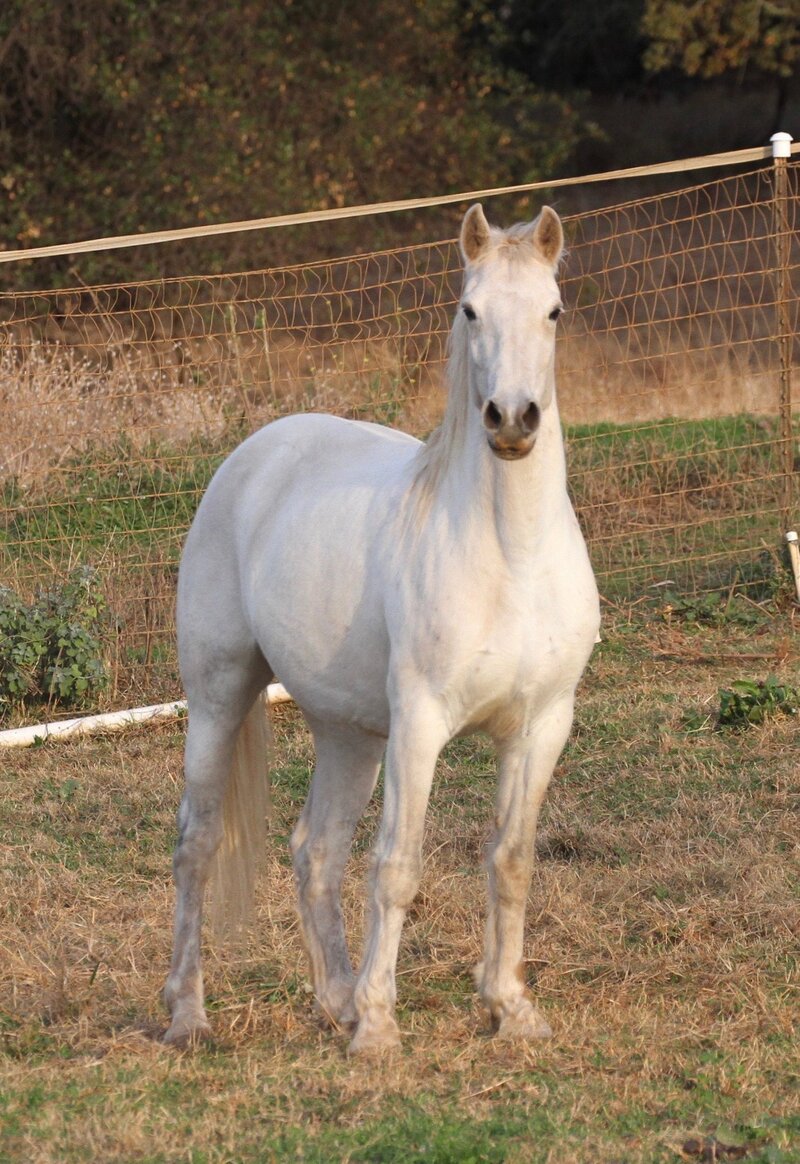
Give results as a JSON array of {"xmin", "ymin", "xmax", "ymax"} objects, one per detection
[
  {"xmin": 290, "ymin": 719, "xmax": 384, "ymax": 1029},
  {"xmin": 164, "ymin": 650, "xmax": 269, "ymax": 1047}
]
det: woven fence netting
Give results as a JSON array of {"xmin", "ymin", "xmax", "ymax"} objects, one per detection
[{"xmin": 1, "ymin": 162, "xmax": 797, "ymax": 709}]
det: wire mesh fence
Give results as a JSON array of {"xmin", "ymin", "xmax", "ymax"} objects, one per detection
[{"xmin": 1, "ymin": 158, "xmax": 797, "ymax": 714}]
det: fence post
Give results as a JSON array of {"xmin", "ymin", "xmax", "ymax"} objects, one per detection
[{"xmin": 770, "ymin": 132, "xmax": 795, "ymax": 519}]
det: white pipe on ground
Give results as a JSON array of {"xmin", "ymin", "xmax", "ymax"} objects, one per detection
[{"xmin": 0, "ymin": 683, "xmax": 292, "ymax": 749}]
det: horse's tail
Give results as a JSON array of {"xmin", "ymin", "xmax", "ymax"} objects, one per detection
[{"xmin": 209, "ymin": 693, "xmax": 273, "ymax": 941}]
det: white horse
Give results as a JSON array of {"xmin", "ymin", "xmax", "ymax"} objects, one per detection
[{"xmin": 164, "ymin": 204, "xmax": 600, "ymax": 1053}]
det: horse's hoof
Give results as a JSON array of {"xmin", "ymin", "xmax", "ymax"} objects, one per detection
[
  {"xmin": 162, "ymin": 1019, "xmax": 211, "ymax": 1050},
  {"xmin": 494, "ymin": 1002, "xmax": 552, "ymax": 1041},
  {"xmin": 314, "ymin": 981, "xmax": 358, "ymax": 1032},
  {"xmin": 315, "ymin": 999, "xmax": 358, "ymax": 1033},
  {"xmin": 347, "ymin": 1012, "xmax": 402, "ymax": 1056}
]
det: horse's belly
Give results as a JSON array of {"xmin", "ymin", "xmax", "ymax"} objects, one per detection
[{"xmin": 266, "ymin": 623, "xmax": 392, "ymax": 737}]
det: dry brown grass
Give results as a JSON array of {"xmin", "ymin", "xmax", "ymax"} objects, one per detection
[
  {"xmin": 0, "ymin": 313, "xmax": 790, "ymax": 489},
  {"xmin": 1, "ymin": 613, "xmax": 798, "ymax": 1161},
  {"xmin": 0, "ymin": 333, "xmax": 444, "ymax": 487}
]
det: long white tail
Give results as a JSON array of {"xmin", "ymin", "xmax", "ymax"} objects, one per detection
[{"xmin": 209, "ymin": 694, "xmax": 273, "ymax": 940}]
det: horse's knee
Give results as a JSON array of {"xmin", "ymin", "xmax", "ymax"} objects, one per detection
[
  {"xmin": 487, "ymin": 841, "xmax": 532, "ymax": 905},
  {"xmin": 372, "ymin": 853, "xmax": 422, "ymax": 911},
  {"xmin": 291, "ymin": 828, "xmax": 337, "ymax": 904},
  {"xmin": 291, "ymin": 835, "xmax": 314, "ymax": 899},
  {"xmin": 173, "ymin": 801, "xmax": 224, "ymax": 884}
]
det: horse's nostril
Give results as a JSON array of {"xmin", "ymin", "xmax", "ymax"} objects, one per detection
[
  {"xmin": 521, "ymin": 402, "xmax": 540, "ymax": 435},
  {"xmin": 483, "ymin": 400, "xmax": 503, "ymax": 431}
]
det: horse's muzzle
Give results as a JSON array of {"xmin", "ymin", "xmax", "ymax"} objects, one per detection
[
  {"xmin": 487, "ymin": 434, "xmax": 537, "ymax": 460},
  {"xmin": 483, "ymin": 398, "xmax": 540, "ymax": 460}
]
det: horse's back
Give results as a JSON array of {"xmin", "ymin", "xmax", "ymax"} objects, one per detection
[{"xmin": 183, "ymin": 413, "xmax": 418, "ymax": 561}]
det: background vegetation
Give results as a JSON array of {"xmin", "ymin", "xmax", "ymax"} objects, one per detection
[{"xmin": 0, "ymin": 0, "xmax": 797, "ymax": 286}]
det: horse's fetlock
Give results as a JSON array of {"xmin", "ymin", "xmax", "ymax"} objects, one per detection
[
  {"xmin": 348, "ymin": 1010, "xmax": 401, "ymax": 1055},
  {"xmin": 354, "ymin": 977, "xmax": 396, "ymax": 1018}
]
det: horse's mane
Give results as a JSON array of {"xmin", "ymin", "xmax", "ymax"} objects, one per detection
[{"xmin": 409, "ymin": 307, "xmax": 472, "ymax": 514}]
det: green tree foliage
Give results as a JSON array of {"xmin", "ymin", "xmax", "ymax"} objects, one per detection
[
  {"xmin": 0, "ymin": 0, "xmax": 587, "ymax": 285},
  {"xmin": 642, "ymin": 0, "xmax": 799, "ymax": 80},
  {"xmin": 642, "ymin": 0, "xmax": 799, "ymax": 127}
]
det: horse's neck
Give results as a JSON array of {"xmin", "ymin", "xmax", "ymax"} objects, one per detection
[{"xmin": 439, "ymin": 404, "xmax": 569, "ymax": 564}]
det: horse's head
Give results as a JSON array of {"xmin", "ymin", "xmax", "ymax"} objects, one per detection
[{"xmin": 458, "ymin": 203, "xmax": 564, "ymax": 461}]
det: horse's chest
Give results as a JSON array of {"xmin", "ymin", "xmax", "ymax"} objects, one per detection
[
  {"xmin": 469, "ymin": 596, "xmax": 576, "ymax": 692},
  {"xmin": 424, "ymin": 568, "xmax": 593, "ymax": 731}
]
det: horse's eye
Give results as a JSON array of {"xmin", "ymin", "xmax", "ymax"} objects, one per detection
[
  {"xmin": 462, "ymin": 304, "xmax": 477, "ymax": 321},
  {"xmin": 548, "ymin": 306, "xmax": 563, "ymax": 322}
]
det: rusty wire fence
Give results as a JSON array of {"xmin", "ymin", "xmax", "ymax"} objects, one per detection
[{"xmin": 0, "ymin": 156, "xmax": 798, "ymax": 712}]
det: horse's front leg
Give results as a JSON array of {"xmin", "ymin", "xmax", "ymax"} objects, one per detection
[
  {"xmin": 349, "ymin": 696, "xmax": 448, "ymax": 1055},
  {"xmin": 477, "ymin": 693, "xmax": 576, "ymax": 1040}
]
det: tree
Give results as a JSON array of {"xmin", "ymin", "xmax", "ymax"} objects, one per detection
[
  {"xmin": 0, "ymin": 0, "xmax": 589, "ymax": 287},
  {"xmin": 642, "ymin": 1, "xmax": 799, "ymax": 128},
  {"xmin": 467, "ymin": 0, "xmax": 649, "ymax": 95}
]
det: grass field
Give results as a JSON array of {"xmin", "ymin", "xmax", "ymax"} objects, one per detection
[{"xmin": 1, "ymin": 601, "xmax": 798, "ymax": 1162}]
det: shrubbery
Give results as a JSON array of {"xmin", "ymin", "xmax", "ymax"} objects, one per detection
[
  {"xmin": 0, "ymin": 0, "xmax": 588, "ymax": 288},
  {"xmin": 0, "ymin": 566, "xmax": 108, "ymax": 718}
]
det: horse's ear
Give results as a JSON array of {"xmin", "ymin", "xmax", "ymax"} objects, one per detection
[
  {"xmin": 531, "ymin": 206, "xmax": 564, "ymax": 268},
  {"xmin": 461, "ymin": 204, "xmax": 491, "ymax": 263}
]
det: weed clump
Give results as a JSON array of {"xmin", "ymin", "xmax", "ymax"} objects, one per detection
[
  {"xmin": 0, "ymin": 565, "xmax": 108, "ymax": 719},
  {"xmin": 684, "ymin": 675, "xmax": 799, "ymax": 733},
  {"xmin": 717, "ymin": 676, "xmax": 799, "ymax": 729}
]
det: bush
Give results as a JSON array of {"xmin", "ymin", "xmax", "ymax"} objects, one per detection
[{"xmin": 0, "ymin": 566, "xmax": 108, "ymax": 718}]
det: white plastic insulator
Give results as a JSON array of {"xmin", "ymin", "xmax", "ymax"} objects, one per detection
[{"xmin": 771, "ymin": 132, "xmax": 793, "ymax": 159}]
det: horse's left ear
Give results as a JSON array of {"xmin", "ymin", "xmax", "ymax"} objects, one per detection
[{"xmin": 531, "ymin": 206, "xmax": 564, "ymax": 268}]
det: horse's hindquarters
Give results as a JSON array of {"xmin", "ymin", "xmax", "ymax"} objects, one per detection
[{"xmin": 195, "ymin": 415, "xmax": 418, "ymax": 736}]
